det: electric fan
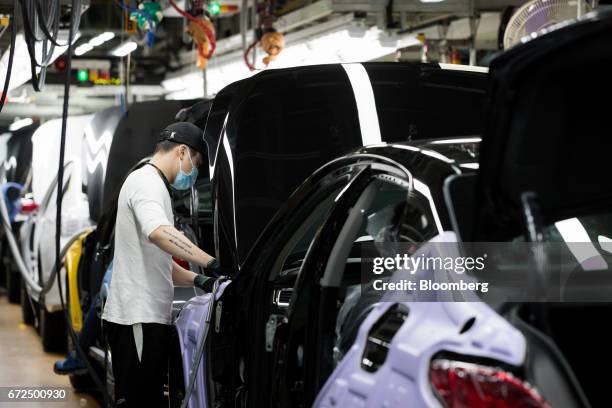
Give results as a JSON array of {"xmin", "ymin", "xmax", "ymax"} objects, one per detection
[{"xmin": 503, "ymin": 0, "xmax": 592, "ymax": 49}]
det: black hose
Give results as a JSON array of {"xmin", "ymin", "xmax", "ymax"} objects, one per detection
[
  {"xmin": 18, "ymin": 0, "xmax": 83, "ymax": 90},
  {"xmin": 52, "ymin": 2, "xmax": 113, "ymax": 406},
  {"xmin": 34, "ymin": 0, "xmax": 62, "ymax": 47},
  {"xmin": 0, "ymin": 0, "xmax": 17, "ymax": 113}
]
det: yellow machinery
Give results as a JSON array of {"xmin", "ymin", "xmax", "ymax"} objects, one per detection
[{"xmin": 64, "ymin": 229, "xmax": 93, "ymax": 332}]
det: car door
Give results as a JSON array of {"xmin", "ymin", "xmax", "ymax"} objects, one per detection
[
  {"xmin": 205, "ymin": 158, "xmax": 370, "ymax": 407},
  {"xmin": 266, "ymin": 161, "xmax": 440, "ymax": 407}
]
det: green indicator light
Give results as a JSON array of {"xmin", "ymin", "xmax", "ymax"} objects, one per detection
[
  {"xmin": 77, "ymin": 69, "xmax": 88, "ymax": 82},
  {"xmin": 209, "ymin": 1, "xmax": 221, "ymax": 15}
]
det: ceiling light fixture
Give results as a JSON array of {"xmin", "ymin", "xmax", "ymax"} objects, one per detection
[
  {"xmin": 74, "ymin": 43, "xmax": 94, "ymax": 56},
  {"xmin": 89, "ymin": 31, "xmax": 115, "ymax": 47},
  {"xmin": 112, "ymin": 41, "xmax": 138, "ymax": 57}
]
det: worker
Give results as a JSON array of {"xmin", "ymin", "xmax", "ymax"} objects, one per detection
[{"xmin": 102, "ymin": 122, "xmax": 219, "ymax": 407}]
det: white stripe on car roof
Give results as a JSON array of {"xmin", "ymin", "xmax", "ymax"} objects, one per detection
[{"xmin": 342, "ymin": 63, "xmax": 382, "ymax": 146}]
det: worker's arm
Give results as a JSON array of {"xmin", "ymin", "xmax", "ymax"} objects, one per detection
[
  {"xmin": 149, "ymin": 225, "xmax": 214, "ymax": 268},
  {"xmin": 128, "ymin": 180, "xmax": 218, "ymax": 272},
  {"xmin": 172, "ymin": 260, "xmax": 217, "ymax": 291},
  {"xmin": 172, "ymin": 260, "xmax": 198, "ymax": 287}
]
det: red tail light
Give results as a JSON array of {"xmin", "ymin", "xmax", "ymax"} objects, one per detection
[
  {"xmin": 20, "ymin": 199, "xmax": 38, "ymax": 214},
  {"xmin": 430, "ymin": 359, "xmax": 551, "ymax": 408}
]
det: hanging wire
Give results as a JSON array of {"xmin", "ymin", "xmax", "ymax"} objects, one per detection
[
  {"xmin": 18, "ymin": 0, "xmax": 84, "ymax": 91},
  {"xmin": 0, "ymin": 0, "xmax": 17, "ymax": 112},
  {"xmin": 167, "ymin": 0, "xmax": 216, "ymax": 58},
  {"xmin": 243, "ymin": 39, "xmax": 258, "ymax": 71}
]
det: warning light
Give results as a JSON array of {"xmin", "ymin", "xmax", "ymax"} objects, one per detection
[
  {"xmin": 77, "ymin": 69, "xmax": 89, "ymax": 82},
  {"xmin": 54, "ymin": 56, "xmax": 67, "ymax": 71},
  {"xmin": 209, "ymin": 1, "xmax": 221, "ymax": 15},
  {"xmin": 89, "ymin": 69, "xmax": 99, "ymax": 82},
  {"xmin": 220, "ymin": 4, "xmax": 238, "ymax": 13}
]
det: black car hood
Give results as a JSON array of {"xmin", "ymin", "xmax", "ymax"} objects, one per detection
[
  {"xmin": 104, "ymin": 100, "xmax": 201, "ymax": 209},
  {"xmin": 203, "ymin": 62, "xmax": 488, "ymax": 268},
  {"xmin": 474, "ymin": 8, "xmax": 612, "ymax": 240},
  {"xmin": 83, "ymin": 106, "xmax": 122, "ymax": 223}
]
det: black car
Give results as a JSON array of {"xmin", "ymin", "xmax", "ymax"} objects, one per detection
[
  {"xmin": 173, "ymin": 9, "xmax": 612, "ymax": 408},
  {"xmin": 171, "ymin": 61, "xmax": 489, "ymax": 407}
]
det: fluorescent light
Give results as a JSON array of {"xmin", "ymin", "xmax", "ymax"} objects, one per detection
[
  {"xmin": 99, "ymin": 31, "xmax": 115, "ymax": 42},
  {"xmin": 89, "ymin": 31, "xmax": 115, "ymax": 46},
  {"xmin": 420, "ymin": 0, "xmax": 445, "ymax": 3},
  {"xmin": 89, "ymin": 37, "xmax": 105, "ymax": 47},
  {"xmin": 0, "ymin": 32, "xmax": 80, "ymax": 92},
  {"xmin": 75, "ymin": 43, "xmax": 94, "ymax": 56},
  {"xmin": 112, "ymin": 41, "xmax": 137, "ymax": 57},
  {"xmin": 8, "ymin": 118, "xmax": 33, "ymax": 131}
]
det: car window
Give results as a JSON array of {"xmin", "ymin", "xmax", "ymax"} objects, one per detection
[
  {"xmin": 276, "ymin": 184, "xmax": 347, "ymax": 277},
  {"xmin": 543, "ymin": 213, "xmax": 612, "ymax": 245},
  {"xmin": 328, "ymin": 179, "xmax": 437, "ymax": 364},
  {"xmin": 514, "ymin": 211, "xmax": 612, "ymax": 273}
]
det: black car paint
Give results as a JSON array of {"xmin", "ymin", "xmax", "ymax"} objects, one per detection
[
  {"xmin": 474, "ymin": 8, "xmax": 612, "ymax": 241},
  {"xmin": 82, "ymin": 106, "xmax": 122, "ymax": 224},
  {"xmin": 203, "ymin": 63, "xmax": 488, "ymax": 274},
  {"xmin": 205, "ymin": 140, "xmax": 480, "ymax": 407},
  {"xmin": 212, "ymin": 139, "xmax": 605, "ymax": 408},
  {"xmin": 183, "ymin": 11, "xmax": 612, "ymax": 408}
]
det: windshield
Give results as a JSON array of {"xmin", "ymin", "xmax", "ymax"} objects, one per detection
[{"xmin": 530, "ymin": 212, "xmax": 612, "ymax": 272}]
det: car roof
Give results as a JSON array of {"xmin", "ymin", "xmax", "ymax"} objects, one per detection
[
  {"xmin": 204, "ymin": 63, "xmax": 487, "ymax": 266},
  {"xmin": 353, "ymin": 137, "xmax": 480, "ymax": 180}
]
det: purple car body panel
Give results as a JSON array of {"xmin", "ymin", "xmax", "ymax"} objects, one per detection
[
  {"xmin": 174, "ymin": 281, "xmax": 231, "ymax": 408},
  {"xmin": 315, "ymin": 233, "xmax": 527, "ymax": 408}
]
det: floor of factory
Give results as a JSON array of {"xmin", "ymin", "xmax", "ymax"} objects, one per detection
[{"xmin": 0, "ymin": 293, "xmax": 100, "ymax": 408}]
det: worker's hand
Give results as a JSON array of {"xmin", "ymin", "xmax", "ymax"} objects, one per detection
[
  {"xmin": 205, "ymin": 258, "xmax": 221, "ymax": 277},
  {"xmin": 194, "ymin": 274, "xmax": 216, "ymax": 292}
]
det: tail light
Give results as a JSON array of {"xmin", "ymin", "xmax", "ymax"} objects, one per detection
[
  {"xmin": 20, "ymin": 198, "xmax": 38, "ymax": 214},
  {"xmin": 173, "ymin": 256, "xmax": 190, "ymax": 270},
  {"xmin": 430, "ymin": 359, "xmax": 551, "ymax": 408}
]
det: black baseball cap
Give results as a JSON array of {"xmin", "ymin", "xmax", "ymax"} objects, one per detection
[{"xmin": 158, "ymin": 122, "xmax": 207, "ymax": 157}]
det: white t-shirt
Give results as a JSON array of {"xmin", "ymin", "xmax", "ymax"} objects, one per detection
[{"xmin": 102, "ymin": 165, "xmax": 175, "ymax": 325}]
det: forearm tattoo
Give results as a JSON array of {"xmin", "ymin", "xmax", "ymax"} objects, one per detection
[{"xmin": 163, "ymin": 230, "xmax": 195, "ymax": 256}]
